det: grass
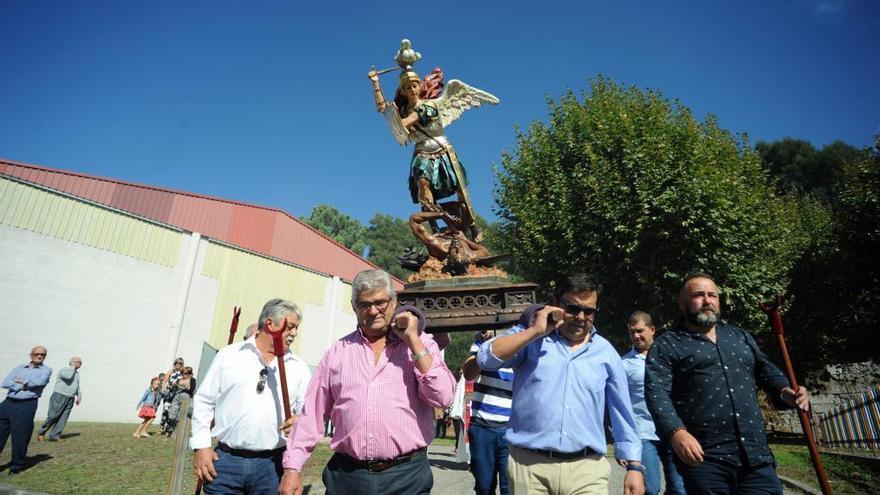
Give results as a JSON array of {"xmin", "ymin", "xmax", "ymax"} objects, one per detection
[
  {"xmin": 0, "ymin": 422, "xmax": 333, "ymax": 495},
  {"xmin": 772, "ymin": 443, "xmax": 880, "ymax": 494}
]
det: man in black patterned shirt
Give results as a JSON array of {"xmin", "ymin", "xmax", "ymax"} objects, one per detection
[{"xmin": 645, "ymin": 273, "xmax": 810, "ymax": 495}]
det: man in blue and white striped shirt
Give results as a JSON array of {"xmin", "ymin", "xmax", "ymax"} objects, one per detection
[{"xmin": 463, "ymin": 330, "xmax": 514, "ymax": 495}]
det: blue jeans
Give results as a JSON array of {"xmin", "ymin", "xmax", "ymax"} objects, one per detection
[
  {"xmin": 202, "ymin": 448, "xmax": 283, "ymax": 495},
  {"xmin": 659, "ymin": 440, "xmax": 685, "ymax": 495},
  {"xmin": 641, "ymin": 440, "xmax": 662, "ymax": 495},
  {"xmin": 467, "ymin": 422, "xmax": 509, "ymax": 495},
  {"xmin": 678, "ymin": 458, "xmax": 782, "ymax": 495}
]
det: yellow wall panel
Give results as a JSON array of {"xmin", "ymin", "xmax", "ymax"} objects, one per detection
[
  {"xmin": 0, "ymin": 178, "xmax": 181, "ymax": 267},
  {"xmin": 201, "ymin": 242, "xmax": 330, "ymax": 349}
]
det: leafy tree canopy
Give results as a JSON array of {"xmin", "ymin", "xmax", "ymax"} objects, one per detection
[
  {"xmin": 494, "ymin": 76, "xmax": 815, "ymax": 343},
  {"xmin": 756, "ymin": 138, "xmax": 861, "ymax": 201},
  {"xmin": 303, "ymin": 204, "xmax": 367, "ymax": 256}
]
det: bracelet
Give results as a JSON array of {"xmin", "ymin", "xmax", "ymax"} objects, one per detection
[
  {"xmin": 669, "ymin": 426, "xmax": 687, "ymax": 438},
  {"xmin": 626, "ymin": 464, "xmax": 645, "ymax": 473},
  {"xmin": 412, "ymin": 349, "xmax": 430, "ymax": 362}
]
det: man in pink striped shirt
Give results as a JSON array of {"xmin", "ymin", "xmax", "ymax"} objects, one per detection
[{"xmin": 279, "ymin": 269, "xmax": 456, "ymax": 495}]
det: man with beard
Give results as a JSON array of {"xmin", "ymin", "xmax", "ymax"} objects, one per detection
[
  {"xmin": 645, "ymin": 273, "xmax": 810, "ymax": 494},
  {"xmin": 478, "ymin": 272, "xmax": 644, "ymax": 495}
]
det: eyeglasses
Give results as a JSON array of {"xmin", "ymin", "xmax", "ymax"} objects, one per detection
[
  {"xmin": 256, "ymin": 368, "xmax": 268, "ymax": 394},
  {"xmin": 31, "ymin": 353, "xmax": 46, "ymax": 357},
  {"xmin": 355, "ymin": 299, "xmax": 390, "ymax": 312},
  {"xmin": 560, "ymin": 299, "xmax": 598, "ymax": 317},
  {"xmin": 174, "ymin": 362, "xmax": 183, "ymax": 365}
]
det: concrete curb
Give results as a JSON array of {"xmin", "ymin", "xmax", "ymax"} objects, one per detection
[
  {"xmin": 778, "ymin": 474, "xmax": 821, "ymax": 495},
  {"xmin": 0, "ymin": 483, "xmax": 52, "ymax": 495}
]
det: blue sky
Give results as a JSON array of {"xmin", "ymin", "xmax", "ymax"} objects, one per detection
[{"xmin": 1, "ymin": 0, "xmax": 877, "ymax": 224}]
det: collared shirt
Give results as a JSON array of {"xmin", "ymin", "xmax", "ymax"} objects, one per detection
[
  {"xmin": 469, "ymin": 340, "xmax": 513, "ymax": 425},
  {"xmin": 190, "ymin": 335, "xmax": 311, "ymax": 451},
  {"xmin": 645, "ymin": 323, "xmax": 790, "ymax": 467},
  {"xmin": 2, "ymin": 363, "xmax": 53, "ymax": 400},
  {"xmin": 283, "ymin": 307, "xmax": 456, "ymax": 471},
  {"xmin": 620, "ymin": 349, "xmax": 659, "ymax": 441},
  {"xmin": 477, "ymin": 324, "xmax": 642, "ymax": 461},
  {"xmin": 53, "ymin": 366, "xmax": 81, "ymax": 399}
]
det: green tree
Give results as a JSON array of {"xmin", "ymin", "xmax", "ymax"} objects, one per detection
[
  {"xmin": 494, "ymin": 76, "xmax": 813, "ymax": 344},
  {"xmin": 302, "ymin": 205, "xmax": 367, "ymax": 255},
  {"xmin": 756, "ymin": 138, "xmax": 860, "ymax": 201},
  {"xmin": 784, "ymin": 137, "xmax": 879, "ymax": 378},
  {"xmin": 365, "ymin": 213, "xmax": 414, "ymax": 281}
]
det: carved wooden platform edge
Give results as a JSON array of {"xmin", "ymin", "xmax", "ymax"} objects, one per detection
[{"xmin": 399, "ymin": 279, "xmax": 539, "ymax": 333}]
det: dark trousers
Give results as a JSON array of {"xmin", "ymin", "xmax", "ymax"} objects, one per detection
[
  {"xmin": 678, "ymin": 458, "xmax": 783, "ymax": 495},
  {"xmin": 659, "ymin": 440, "xmax": 686, "ymax": 495},
  {"xmin": 322, "ymin": 451, "xmax": 432, "ymax": 495},
  {"xmin": 467, "ymin": 422, "xmax": 510, "ymax": 495},
  {"xmin": 202, "ymin": 448, "xmax": 283, "ymax": 495},
  {"xmin": 435, "ymin": 419, "xmax": 447, "ymax": 439},
  {"xmin": 0, "ymin": 398, "xmax": 39, "ymax": 472},
  {"xmin": 38, "ymin": 392, "xmax": 75, "ymax": 440}
]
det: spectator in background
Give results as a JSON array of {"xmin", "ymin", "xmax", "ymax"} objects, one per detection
[
  {"xmin": 37, "ymin": 356, "xmax": 83, "ymax": 442},
  {"xmin": 463, "ymin": 330, "xmax": 514, "ymax": 495},
  {"xmin": 244, "ymin": 323, "xmax": 259, "ymax": 341},
  {"xmin": 449, "ymin": 367, "xmax": 466, "ymax": 455},
  {"xmin": 620, "ymin": 312, "xmax": 684, "ymax": 495},
  {"xmin": 0, "ymin": 346, "xmax": 52, "ymax": 474},
  {"xmin": 164, "ymin": 366, "xmax": 195, "ymax": 436},
  {"xmin": 162, "ymin": 358, "xmax": 185, "ymax": 396},
  {"xmin": 134, "ymin": 377, "xmax": 162, "ymax": 438}
]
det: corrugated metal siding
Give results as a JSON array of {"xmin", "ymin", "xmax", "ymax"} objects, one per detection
[
  {"xmin": 201, "ymin": 241, "xmax": 330, "ymax": 348},
  {"xmin": 0, "ymin": 177, "xmax": 181, "ymax": 267},
  {"xmin": 0, "ymin": 158, "xmax": 399, "ymax": 286}
]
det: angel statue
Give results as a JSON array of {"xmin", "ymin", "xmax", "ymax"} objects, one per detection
[{"xmin": 368, "ymin": 39, "xmax": 499, "ymax": 235}]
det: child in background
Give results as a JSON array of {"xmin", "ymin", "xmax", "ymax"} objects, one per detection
[{"xmin": 134, "ymin": 377, "xmax": 161, "ymax": 438}]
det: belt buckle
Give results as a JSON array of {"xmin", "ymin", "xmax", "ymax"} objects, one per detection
[{"xmin": 365, "ymin": 459, "xmax": 388, "ymax": 472}]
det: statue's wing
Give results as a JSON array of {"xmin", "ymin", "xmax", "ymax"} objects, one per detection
[
  {"xmin": 434, "ymin": 79, "xmax": 500, "ymax": 128},
  {"xmin": 383, "ymin": 103, "xmax": 410, "ymax": 145}
]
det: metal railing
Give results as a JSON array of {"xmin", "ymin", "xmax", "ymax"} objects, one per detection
[{"xmin": 817, "ymin": 384, "xmax": 880, "ymax": 456}]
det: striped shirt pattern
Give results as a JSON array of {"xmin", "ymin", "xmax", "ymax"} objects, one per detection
[{"xmin": 469, "ymin": 342, "xmax": 513, "ymax": 423}]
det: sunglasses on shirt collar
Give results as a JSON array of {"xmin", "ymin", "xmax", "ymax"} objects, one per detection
[{"xmin": 256, "ymin": 368, "xmax": 269, "ymax": 394}]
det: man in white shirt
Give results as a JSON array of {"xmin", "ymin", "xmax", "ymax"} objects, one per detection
[{"xmin": 190, "ymin": 298, "xmax": 311, "ymax": 495}]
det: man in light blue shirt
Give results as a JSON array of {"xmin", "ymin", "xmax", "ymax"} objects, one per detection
[
  {"xmin": 478, "ymin": 273, "xmax": 644, "ymax": 495},
  {"xmin": 37, "ymin": 356, "xmax": 82, "ymax": 442},
  {"xmin": 620, "ymin": 311, "xmax": 684, "ymax": 495},
  {"xmin": 0, "ymin": 346, "xmax": 53, "ymax": 474}
]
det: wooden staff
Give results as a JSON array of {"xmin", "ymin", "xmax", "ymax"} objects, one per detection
[
  {"xmin": 195, "ymin": 306, "xmax": 242, "ymax": 495},
  {"xmin": 268, "ymin": 317, "xmax": 292, "ymax": 420},
  {"xmin": 759, "ymin": 294, "xmax": 833, "ymax": 495},
  {"xmin": 227, "ymin": 306, "xmax": 242, "ymax": 345}
]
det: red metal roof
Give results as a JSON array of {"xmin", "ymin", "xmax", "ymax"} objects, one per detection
[{"xmin": 1, "ymin": 157, "xmax": 400, "ymax": 286}]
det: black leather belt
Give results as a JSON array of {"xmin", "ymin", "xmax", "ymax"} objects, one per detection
[
  {"xmin": 522, "ymin": 446, "xmax": 599, "ymax": 460},
  {"xmin": 217, "ymin": 442, "xmax": 284, "ymax": 459},
  {"xmin": 336, "ymin": 447, "xmax": 427, "ymax": 472}
]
